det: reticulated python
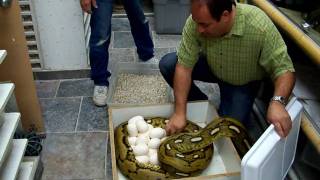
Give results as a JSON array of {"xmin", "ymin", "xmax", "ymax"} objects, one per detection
[{"xmin": 115, "ymin": 117, "xmax": 251, "ymax": 180}]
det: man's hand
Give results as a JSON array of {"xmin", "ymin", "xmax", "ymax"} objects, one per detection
[
  {"xmin": 165, "ymin": 113, "xmax": 187, "ymax": 135},
  {"xmin": 267, "ymin": 101, "xmax": 292, "ymax": 138},
  {"xmin": 80, "ymin": 0, "xmax": 97, "ymax": 14}
]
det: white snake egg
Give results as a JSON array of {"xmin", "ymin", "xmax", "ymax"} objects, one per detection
[
  {"xmin": 148, "ymin": 148, "xmax": 158, "ymax": 156},
  {"xmin": 149, "ymin": 154, "xmax": 159, "ymax": 165},
  {"xmin": 132, "ymin": 144, "xmax": 149, "ymax": 156},
  {"xmin": 136, "ymin": 135, "xmax": 150, "ymax": 145},
  {"xmin": 140, "ymin": 130, "xmax": 150, "ymax": 138},
  {"xmin": 128, "ymin": 115, "xmax": 144, "ymax": 125},
  {"xmin": 136, "ymin": 120, "xmax": 149, "ymax": 133},
  {"xmin": 135, "ymin": 155, "xmax": 149, "ymax": 164},
  {"xmin": 135, "ymin": 117, "xmax": 146, "ymax": 124},
  {"xmin": 149, "ymin": 128, "xmax": 166, "ymax": 139},
  {"xmin": 138, "ymin": 131, "xmax": 150, "ymax": 141},
  {"xmin": 127, "ymin": 123, "xmax": 138, "ymax": 137},
  {"xmin": 128, "ymin": 137, "xmax": 137, "ymax": 146},
  {"xmin": 128, "ymin": 118, "xmax": 136, "ymax": 125},
  {"xmin": 148, "ymin": 124, "xmax": 154, "ymax": 131},
  {"xmin": 148, "ymin": 138, "xmax": 161, "ymax": 149}
]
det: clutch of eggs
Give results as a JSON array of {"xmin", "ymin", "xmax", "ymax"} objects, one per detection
[{"xmin": 127, "ymin": 116, "xmax": 168, "ymax": 165}]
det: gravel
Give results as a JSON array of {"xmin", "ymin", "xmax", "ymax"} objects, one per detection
[{"xmin": 112, "ymin": 73, "xmax": 169, "ymax": 104}]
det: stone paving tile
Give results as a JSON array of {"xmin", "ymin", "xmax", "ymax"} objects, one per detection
[
  {"xmin": 110, "ymin": 31, "xmax": 114, "ymax": 50},
  {"xmin": 111, "ymin": 17, "xmax": 155, "ymax": 34},
  {"xmin": 134, "ymin": 47, "xmax": 170, "ymax": 64},
  {"xmin": 39, "ymin": 98, "xmax": 81, "ymax": 133},
  {"xmin": 153, "ymin": 47, "xmax": 170, "ymax": 62},
  {"xmin": 111, "ymin": 18, "xmax": 130, "ymax": 31},
  {"xmin": 35, "ymin": 80, "xmax": 60, "ymax": 98},
  {"xmin": 56, "ymin": 79, "xmax": 94, "ymax": 97},
  {"xmin": 167, "ymin": 47, "xmax": 177, "ymax": 53},
  {"xmin": 152, "ymin": 32, "xmax": 181, "ymax": 48},
  {"xmin": 113, "ymin": 31, "xmax": 135, "ymax": 48},
  {"xmin": 41, "ymin": 132, "xmax": 108, "ymax": 180},
  {"xmin": 76, "ymin": 97, "xmax": 108, "ymax": 132},
  {"xmin": 148, "ymin": 17, "xmax": 155, "ymax": 31},
  {"xmin": 109, "ymin": 48, "xmax": 135, "ymax": 72}
]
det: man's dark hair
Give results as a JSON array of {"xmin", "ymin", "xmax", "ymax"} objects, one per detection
[{"xmin": 192, "ymin": 0, "xmax": 236, "ymax": 21}]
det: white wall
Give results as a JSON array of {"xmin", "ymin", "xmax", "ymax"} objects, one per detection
[{"xmin": 33, "ymin": 0, "xmax": 88, "ymax": 70}]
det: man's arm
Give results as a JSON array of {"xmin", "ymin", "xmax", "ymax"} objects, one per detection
[
  {"xmin": 267, "ymin": 71, "xmax": 295, "ymax": 137},
  {"xmin": 165, "ymin": 16, "xmax": 200, "ymax": 135},
  {"xmin": 165, "ymin": 63, "xmax": 193, "ymax": 135},
  {"xmin": 257, "ymin": 12, "xmax": 296, "ymax": 138}
]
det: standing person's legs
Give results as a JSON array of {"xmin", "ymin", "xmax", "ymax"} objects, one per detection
[
  {"xmin": 159, "ymin": 52, "xmax": 219, "ymax": 101},
  {"xmin": 122, "ymin": 0, "xmax": 154, "ymax": 61},
  {"xmin": 89, "ymin": 0, "xmax": 113, "ymax": 106},
  {"xmin": 218, "ymin": 81, "xmax": 261, "ymax": 125},
  {"xmin": 89, "ymin": 0, "xmax": 113, "ymax": 86}
]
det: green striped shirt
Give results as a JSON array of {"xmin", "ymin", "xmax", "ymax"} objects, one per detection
[{"xmin": 177, "ymin": 3, "xmax": 294, "ymax": 86}]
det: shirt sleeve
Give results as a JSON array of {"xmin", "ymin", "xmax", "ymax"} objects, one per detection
[
  {"xmin": 177, "ymin": 16, "xmax": 201, "ymax": 68},
  {"xmin": 258, "ymin": 19, "xmax": 295, "ymax": 80}
]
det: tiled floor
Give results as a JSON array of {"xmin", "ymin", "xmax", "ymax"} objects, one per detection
[{"xmin": 35, "ymin": 16, "xmax": 184, "ymax": 180}]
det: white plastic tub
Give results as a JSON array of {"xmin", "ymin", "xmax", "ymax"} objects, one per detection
[{"xmin": 108, "ymin": 98, "xmax": 303, "ymax": 180}]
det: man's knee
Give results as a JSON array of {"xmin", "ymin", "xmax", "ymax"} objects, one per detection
[{"xmin": 159, "ymin": 52, "xmax": 177, "ymax": 74}]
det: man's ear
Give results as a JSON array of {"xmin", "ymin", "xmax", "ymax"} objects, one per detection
[{"xmin": 221, "ymin": 10, "xmax": 231, "ymax": 22}]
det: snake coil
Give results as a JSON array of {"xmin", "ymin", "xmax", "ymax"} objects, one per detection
[{"xmin": 115, "ymin": 117, "xmax": 251, "ymax": 180}]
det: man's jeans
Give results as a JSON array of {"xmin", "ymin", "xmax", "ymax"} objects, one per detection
[
  {"xmin": 159, "ymin": 52, "xmax": 261, "ymax": 125},
  {"xmin": 89, "ymin": 0, "xmax": 154, "ymax": 86}
]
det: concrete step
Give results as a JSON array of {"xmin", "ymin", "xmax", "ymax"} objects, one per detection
[
  {"xmin": 0, "ymin": 50, "xmax": 7, "ymax": 64},
  {"xmin": 17, "ymin": 156, "xmax": 41, "ymax": 180},
  {"xmin": 17, "ymin": 161, "xmax": 33, "ymax": 180},
  {"xmin": 0, "ymin": 83, "xmax": 14, "ymax": 114},
  {"xmin": 0, "ymin": 113, "xmax": 20, "ymax": 168},
  {"xmin": 0, "ymin": 139, "xmax": 28, "ymax": 180}
]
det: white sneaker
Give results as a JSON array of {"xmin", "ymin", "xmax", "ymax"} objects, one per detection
[{"xmin": 93, "ymin": 85, "xmax": 108, "ymax": 106}]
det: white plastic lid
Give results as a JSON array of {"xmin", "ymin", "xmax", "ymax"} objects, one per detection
[{"xmin": 241, "ymin": 97, "xmax": 303, "ymax": 180}]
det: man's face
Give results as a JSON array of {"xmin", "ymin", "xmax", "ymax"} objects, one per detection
[{"xmin": 191, "ymin": 2, "xmax": 229, "ymax": 37}]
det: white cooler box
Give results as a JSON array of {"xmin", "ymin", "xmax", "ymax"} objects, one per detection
[{"xmin": 108, "ymin": 98, "xmax": 303, "ymax": 180}]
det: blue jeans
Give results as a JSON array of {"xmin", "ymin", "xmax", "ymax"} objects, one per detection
[
  {"xmin": 159, "ymin": 52, "xmax": 261, "ymax": 125},
  {"xmin": 89, "ymin": 0, "xmax": 154, "ymax": 86}
]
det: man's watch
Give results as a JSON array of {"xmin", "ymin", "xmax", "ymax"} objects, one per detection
[{"xmin": 270, "ymin": 96, "xmax": 287, "ymax": 105}]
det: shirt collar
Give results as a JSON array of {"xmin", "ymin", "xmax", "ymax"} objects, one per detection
[{"xmin": 226, "ymin": 3, "xmax": 245, "ymax": 37}]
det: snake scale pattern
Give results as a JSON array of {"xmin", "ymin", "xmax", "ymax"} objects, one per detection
[{"xmin": 115, "ymin": 117, "xmax": 251, "ymax": 180}]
